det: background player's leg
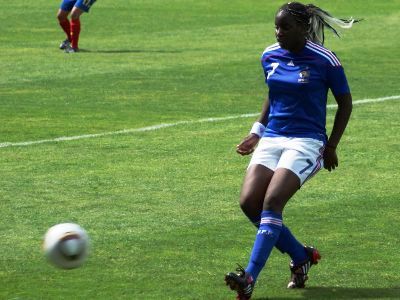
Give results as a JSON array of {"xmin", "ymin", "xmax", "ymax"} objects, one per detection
[
  {"xmin": 69, "ymin": 7, "xmax": 84, "ymax": 50},
  {"xmin": 57, "ymin": 9, "xmax": 71, "ymax": 48}
]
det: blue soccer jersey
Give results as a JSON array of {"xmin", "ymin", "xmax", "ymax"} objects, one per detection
[{"xmin": 261, "ymin": 40, "xmax": 350, "ymax": 143}]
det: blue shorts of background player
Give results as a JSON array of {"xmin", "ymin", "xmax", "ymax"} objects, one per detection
[{"xmin": 60, "ymin": 0, "xmax": 96, "ymax": 13}]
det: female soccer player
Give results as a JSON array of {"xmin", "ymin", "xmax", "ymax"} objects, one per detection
[
  {"xmin": 225, "ymin": 2, "xmax": 359, "ymax": 299},
  {"xmin": 57, "ymin": 0, "xmax": 97, "ymax": 53}
]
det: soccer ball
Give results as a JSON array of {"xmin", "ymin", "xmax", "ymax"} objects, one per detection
[{"xmin": 43, "ymin": 223, "xmax": 90, "ymax": 269}]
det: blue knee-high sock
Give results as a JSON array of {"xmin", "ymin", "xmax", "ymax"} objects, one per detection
[
  {"xmin": 245, "ymin": 210, "xmax": 282, "ymax": 281},
  {"xmin": 246, "ymin": 213, "xmax": 307, "ymax": 265},
  {"xmin": 275, "ymin": 225, "xmax": 307, "ymax": 265}
]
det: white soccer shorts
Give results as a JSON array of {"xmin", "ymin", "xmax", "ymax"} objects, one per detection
[{"xmin": 248, "ymin": 137, "xmax": 325, "ymax": 185}]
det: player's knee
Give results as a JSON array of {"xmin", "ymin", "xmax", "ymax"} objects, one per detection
[
  {"xmin": 57, "ymin": 12, "xmax": 68, "ymax": 22},
  {"xmin": 239, "ymin": 193, "xmax": 252, "ymax": 212},
  {"xmin": 70, "ymin": 13, "xmax": 81, "ymax": 20},
  {"xmin": 70, "ymin": 7, "xmax": 83, "ymax": 20},
  {"xmin": 263, "ymin": 194, "xmax": 284, "ymax": 213},
  {"xmin": 239, "ymin": 192, "xmax": 263, "ymax": 217}
]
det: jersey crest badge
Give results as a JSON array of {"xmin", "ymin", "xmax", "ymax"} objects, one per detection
[{"xmin": 298, "ymin": 70, "xmax": 310, "ymax": 83}]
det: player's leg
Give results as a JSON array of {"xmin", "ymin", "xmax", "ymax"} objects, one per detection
[
  {"xmin": 67, "ymin": 0, "xmax": 96, "ymax": 52},
  {"xmin": 275, "ymin": 225, "xmax": 309, "ymax": 264},
  {"xmin": 271, "ymin": 149, "xmax": 311, "ymax": 264},
  {"xmin": 241, "ymin": 172, "xmax": 311, "ymax": 269},
  {"xmin": 240, "ymin": 167, "xmax": 312, "ymax": 270},
  {"xmin": 225, "ymin": 168, "xmax": 300, "ymax": 299},
  {"xmin": 68, "ymin": 7, "xmax": 84, "ymax": 51},
  {"xmin": 275, "ymin": 140, "xmax": 324, "ymax": 288},
  {"xmin": 225, "ymin": 164, "xmax": 273, "ymax": 300},
  {"xmin": 242, "ymin": 137, "xmax": 323, "ymax": 282},
  {"xmin": 239, "ymin": 137, "xmax": 281, "ymax": 227},
  {"xmin": 225, "ymin": 138, "xmax": 278, "ymax": 299},
  {"xmin": 239, "ymin": 164, "xmax": 273, "ymax": 227},
  {"xmin": 245, "ymin": 168, "xmax": 300, "ymax": 280},
  {"xmin": 57, "ymin": 0, "xmax": 76, "ymax": 49},
  {"xmin": 238, "ymin": 138, "xmax": 309, "ymax": 265},
  {"xmin": 240, "ymin": 165, "xmax": 307, "ymax": 270}
]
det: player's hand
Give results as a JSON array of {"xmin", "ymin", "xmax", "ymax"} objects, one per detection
[
  {"xmin": 236, "ymin": 134, "xmax": 260, "ymax": 156},
  {"xmin": 323, "ymin": 146, "xmax": 338, "ymax": 171}
]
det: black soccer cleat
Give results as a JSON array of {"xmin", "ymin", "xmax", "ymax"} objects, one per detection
[
  {"xmin": 59, "ymin": 39, "xmax": 71, "ymax": 50},
  {"xmin": 225, "ymin": 265, "xmax": 255, "ymax": 300},
  {"xmin": 287, "ymin": 246, "xmax": 321, "ymax": 288},
  {"xmin": 64, "ymin": 45, "xmax": 79, "ymax": 53}
]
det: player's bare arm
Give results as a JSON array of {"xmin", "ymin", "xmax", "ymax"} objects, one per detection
[
  {"xmin": 236, "ymin": 97, "xmax": 270, "ymax": 156},
  {"xmin": 324, "ymin": 93, "xmax": 353, "ymax": 171}
]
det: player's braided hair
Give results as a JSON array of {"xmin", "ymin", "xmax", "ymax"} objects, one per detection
[{"xmin": 279, "ymin": 2, "xmax": 361, "ymax": 45}]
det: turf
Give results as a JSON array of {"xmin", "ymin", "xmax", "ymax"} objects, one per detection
[{"xmin": 0, "ymin": 0, "xmax": 399, "ymax": 299}]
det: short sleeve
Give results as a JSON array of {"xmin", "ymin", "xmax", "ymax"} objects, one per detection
[
  {"xmin": 261, "ymin": 54, "xmax": 271, "ymax": 81},
  {"xmin": 326, "ymin": 64, "xmax": 350, "ymax": 96}
]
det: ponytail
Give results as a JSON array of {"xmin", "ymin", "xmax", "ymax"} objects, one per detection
[
  {"xmin": 279, "ymin": 2, "xmax": 361, "ymax": 45},
  {"xmin": 306, "ymin": 4, "xmax": 360, "ymax": 45}
]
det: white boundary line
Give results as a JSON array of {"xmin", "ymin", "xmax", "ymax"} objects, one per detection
[{"xmin": 1, "ymin": 95, "xmax": 399, "ymax": 149}]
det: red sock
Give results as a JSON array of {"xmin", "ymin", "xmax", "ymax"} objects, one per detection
[
  {"xmin": 59, "ymin": 19, "xmax": 71, "ymax": 41},
  {"xmin": 70, "ymin": 19, "xmax": 81, "ymax": 49}
]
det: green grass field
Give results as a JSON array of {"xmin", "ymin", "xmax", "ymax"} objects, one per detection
[{"xmin": 1, "ymin": 0, "xmax": 400, "ymax": 299}]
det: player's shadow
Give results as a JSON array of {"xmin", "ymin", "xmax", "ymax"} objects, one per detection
[
  {"xmin": 253, "ymin": 286, "xmax": 400, "ymax": 299},
  {"xmin": 79, "ymin": 49, "xmax": 183, "ymax": 54}
]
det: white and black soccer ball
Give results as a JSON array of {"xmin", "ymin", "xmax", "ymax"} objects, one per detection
[{"xmin": 43, "ymin": 223, "xmax": 90, "ymax": 269}]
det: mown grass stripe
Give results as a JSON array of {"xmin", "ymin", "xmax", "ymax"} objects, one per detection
[{"xmin": 1, "ymin": 95, "xmax": 399, "ymax": 149}]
